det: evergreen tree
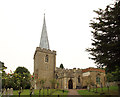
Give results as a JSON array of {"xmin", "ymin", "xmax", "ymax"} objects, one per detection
[
  {"xmin": 14, "ymin": 67, "xmax": 31, "ymax": 89},
  {"xmin": 86, "ymin": 1, "xmax": 120, "ymax": 79},
  {"xmin": 14, "ymin": 66, "xmax": 30, "ymax": 74},
  {"xmin": 0, "ymin": 61, "xmax": 7, "ymax": 76},
  {"xmin": 0, "ymin": 61, "xmax": 7, "ymax": 88},
  {"xmin": 60, "ymin": 63, "xmax": 64, "ymax": 69}
]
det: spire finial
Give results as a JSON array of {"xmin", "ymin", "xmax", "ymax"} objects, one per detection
[{"xmin": 44, "ymin": 9, "xmax": 46, "ymax": 16}]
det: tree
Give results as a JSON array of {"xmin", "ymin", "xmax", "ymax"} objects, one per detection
[
  {"xmin": 0, "ymin": 61, "xmax": 7, "ymax": 88},
  {"xmin": 1, "ymin": 64, "xmax": 31, "ymax": 90},
  {"xmin": 86, "ymin": 1, "xmax": 120, "ymax": 76},
  {"xmin": 60, "ymin": 63, "xmax": 64, "ymax": 69},
  {"xmin": 106, "ymin": 73, "xmax": 114, "ymax": 82},
  {"xmin": 86, "ymin": 1, "xmax": 120, "ymax": 95},
  {"xmin": 14, "ymin": 66, "xmax": 30, "ymax": 74},
  {"xmin": 0, "ymin": 61, "xmax": 7, "ymax": 78},
  {"xmin": 14, "ymin": 67, "xmax": 31, "ymax": 89},
  {"xmin": 0, "ymin": 62, "xmax": 17, "ymax": 89},
  {"xmin": 0, "ymin": 61, "xmax": 7, "ymax": 73}
]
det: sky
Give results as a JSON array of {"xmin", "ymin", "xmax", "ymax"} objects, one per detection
[{"xmin": 0, "ymin": 0, "xmax": 114, "ymax": 74}]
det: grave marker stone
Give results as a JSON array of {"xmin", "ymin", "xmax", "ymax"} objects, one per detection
[
  {"xmin": 0, "ymin": 89, "xmax": 2, "ymax": 95},
  {"xmin": 3, "ymin": 88, "xmax": 6, "ymax": 95},
  {"xmin": 32, "ymin": 88, "xmax": 34, "ymax": 95},
  {"xmin": 87, "ymin": 85, "xmax": 90, "ymax": 92},
  {"xmin": 7, "ymin": 88, "xmax": 9, "ymax": 95},
  {"xmin": 10, "ymin": 88, "xmax": 13, "ymax": 95}
]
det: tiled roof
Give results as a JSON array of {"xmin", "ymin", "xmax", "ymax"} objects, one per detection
[{"xmin": 82, "ymin": 67, "xmax": 105, "ymax": 73}]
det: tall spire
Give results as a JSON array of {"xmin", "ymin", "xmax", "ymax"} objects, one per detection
[{"xmin": 39, "ymin": 14, "xmax": 50, "ymax": 49}]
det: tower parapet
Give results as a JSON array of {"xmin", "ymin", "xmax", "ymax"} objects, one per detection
[{"xmin": 34, "ymin": 47, "xmax": 56, "ymax": 59}]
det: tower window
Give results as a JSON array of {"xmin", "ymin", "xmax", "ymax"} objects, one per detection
[{"xmin": 45, "ymin": 55, "xmax": 48, "ymax": 62}]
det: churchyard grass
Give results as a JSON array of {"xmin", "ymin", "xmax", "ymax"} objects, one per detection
[
  {"xmin": 13, "ymin": 89, "xmax": 31, "ymax": 95},
  {"xmin": 77, "ymin": 86, "xmax": 118, "ymax": 96},
  {"xmin": 13, "ymin": 89, "xmax": 68, "ymax": 96}
]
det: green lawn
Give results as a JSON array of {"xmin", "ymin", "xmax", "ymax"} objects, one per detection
[
  {"xmin": 77, "ymin": 86, "xmax": 119, "ymax": 97},
  {"xmin": 12, "ymin": 89, "xmax": 68, "ymax": 96}
]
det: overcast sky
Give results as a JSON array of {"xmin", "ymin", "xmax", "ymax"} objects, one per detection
[{"xmin": 0, "ymin": 0, "xmax": 114, "ymax": 74}]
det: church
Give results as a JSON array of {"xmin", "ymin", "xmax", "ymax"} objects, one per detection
[{"xmin": 33, "ymin": 14, "xmax": 106, "ymax": 89}]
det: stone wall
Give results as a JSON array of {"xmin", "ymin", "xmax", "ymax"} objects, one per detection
[
  {"xmin": 55, "ymin": 67, "xmax": 106, "ymax": 89},
  {"xmin": 34, "ymin": 47, "xmax": 56, "ymax": 89}
]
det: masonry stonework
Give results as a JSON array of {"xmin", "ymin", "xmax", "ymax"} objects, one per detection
[
  {"xmin": 34, "ymin": 47, "xmax": 56, "ymax": 89},
  {"xmin": 55, "ymin": 67, "xmax": 106, "ymax": 89},
  {"xmin": 33, "ymin": 14, "xmax": 106, "ymax": 89}
]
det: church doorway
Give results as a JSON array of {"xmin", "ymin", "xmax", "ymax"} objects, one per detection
[{"xmin": 68, "ymin": 79, "xmax": 73, "ymax": 89}]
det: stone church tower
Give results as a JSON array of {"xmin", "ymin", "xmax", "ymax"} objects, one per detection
[{"xmin": 34, "ymin": 14, "xmax": 56, "ymax": 89}]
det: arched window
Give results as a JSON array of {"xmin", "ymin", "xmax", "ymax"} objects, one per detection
[
  {"xmin": 96, "ymin": 76, "xmax": 100, "ymax": 84},
  {"xmin": 78, "ymin": 76, "xmax": 80, "ymax": 83},
  {"xmin": 45, "ymin": 55, "xmax": 48, "ymax": 62},
  {"xmin": 56, "ymin": 74, "xmax": 58, "ymax": 79}
]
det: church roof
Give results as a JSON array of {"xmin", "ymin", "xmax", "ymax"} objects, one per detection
[
  {"xmin": 82, "ymin": 67, "xmax": 105, "ymax": 73},
  {"xmin": 39, "ymin": 14, "xmax": 50, "ymax": 49}
]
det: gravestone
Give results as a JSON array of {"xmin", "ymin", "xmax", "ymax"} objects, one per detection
[
  {"xmin": 7, "ymin": 88, "xmax": 10, "ymax": 95},
  {"xmin": 87, "ymin": 86, "xmax": 90, "ymax": 92},
  {"xmin": 3, "ymin": 88, "xmax": 6, "ymax": 95},
  {"xmin": 32, "ymin": 88, "xmax": 34, "ymax": 95},
  {"xmin": 10, "ymin": 88, "xmax": 13, "ymax": 95},
  {"xmin": 30, "ymin": 87, "xmax": 34, "ymax": 96},
  {"xmin": 106, "ymin": 82, "xmax": 109, "ymax": 93},
  {"xmin": 21, "ymin": 87, "xmax": 22, "ymax": 92}
]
